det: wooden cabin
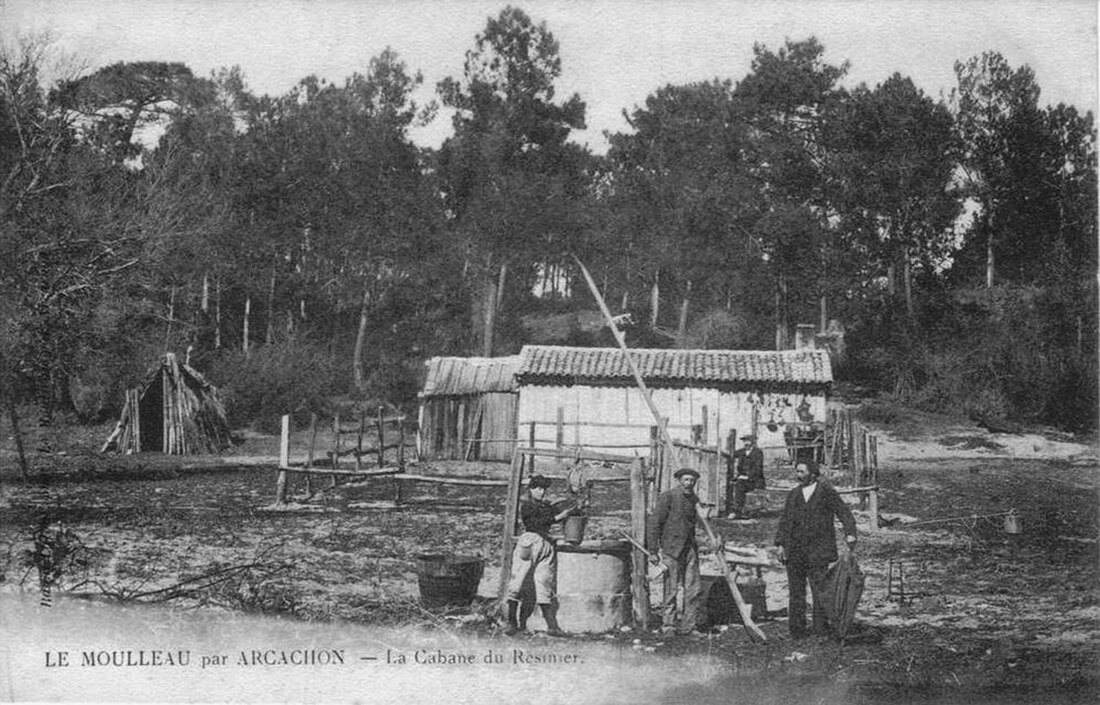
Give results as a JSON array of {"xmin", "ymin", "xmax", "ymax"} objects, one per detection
[
  {"xmin": 514, "ymin": 345, "xmax": 833, "ymax": 466},
  {"xmin": 416, "ymin": 355, "xmax": 520, "ymax": 461}
]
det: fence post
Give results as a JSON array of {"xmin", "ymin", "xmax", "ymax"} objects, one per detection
[
  {"xmin": 305, "ymin": 412, "xmax": 317, "ymax": 496},
  {"xmin": 276, "ymin": 414, "xmax": 290, "ymax": 504},
  {"xmin": 377, "ymin": 406, "xmax": 386, "ymax": 466},
  {"xmin": 398, "ymin": 417, "xmax": 406, "ymax": 470},
  {"xmin": 630, "ymin": 461, "xmax": 649, "ymax": 629},
  {"xmin": 331, "ymin": 414, "xmax": 340, "ymax": 489},
  {"xmin": 355, "ymin": 410, "xmax": 364, "ymax": 472},
  {"xmin": 499, "ymin": 450, "xmax": 526, "ymax": 602}
]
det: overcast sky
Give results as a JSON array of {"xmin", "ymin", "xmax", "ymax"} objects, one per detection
[{"xmin": 3, "ymin": 0, "xmax": 1096, "ymax": 153}]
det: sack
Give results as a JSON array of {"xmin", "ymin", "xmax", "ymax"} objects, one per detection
[{"xmin": 823, "ymin": 552, "xmax": 864, "ymax": 639}]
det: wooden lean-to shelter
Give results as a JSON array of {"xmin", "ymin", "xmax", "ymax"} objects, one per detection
[
  {"xmin": 101, "ymin": 352, "xmax": 232, "ymax": 455},
  {"xmin": 416, "ymin": 355, "xmax": 520, "ymax": 461}
]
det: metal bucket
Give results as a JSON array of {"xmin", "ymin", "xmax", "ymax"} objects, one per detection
[
  {"xmin": 414, "ymin": 554, "xmax": 484, "ymax": 608},
  {"xmin": 527, "ymin": 540, "xmax": 632, "ymax": 633},
  {"xmin": 1004, "ymin": 510, "xmax": 1022, "ymax": 535},
  {"xmin": 563, "ymin": 515, "xmax": 588, "ymax": 544}
]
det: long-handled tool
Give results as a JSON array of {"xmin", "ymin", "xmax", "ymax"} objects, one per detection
[
  {"xmin": 576, "ymin": 254, "xmax": 766, "ymax": 643},
  {"xmin": 619, "ymin": 531, "xmax": 670, "ymax": 579},
  {"xmin": 698, "ymin": 511, "xmax": 768, "ymax": 642}
]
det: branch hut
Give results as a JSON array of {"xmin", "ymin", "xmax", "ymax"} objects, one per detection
[{"xmin": 101, "ymin": 352, "xmax": 232, "ymax": 455}]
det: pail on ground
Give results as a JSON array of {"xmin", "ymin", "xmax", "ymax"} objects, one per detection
[
  {"xmin": 701, "ymin": 575, "xmax": 767, "ymax": 626},
  {"xmin": 563, "ymin": 515, "xmax": 588, "ymax": 544},
  {"xmin": 414, "ymin": 554, "xmax": 484, "ymax": 608}
]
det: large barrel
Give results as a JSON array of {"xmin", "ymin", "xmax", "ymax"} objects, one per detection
[
  {"xmin": 529, "ymin": 539, "xmax": 632, "ymax": 633},
  {"xmin": 414, "ymin": 554, "xmax": 484, "ymax": 608}
]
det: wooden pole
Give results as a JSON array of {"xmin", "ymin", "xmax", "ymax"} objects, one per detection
[
  {"xmin": 868, "ymin": 486, "xmax": 880, "ymax": 534},
  {"xmin": 332, "ymin": 414, "xmax": 340, "ymax": 489},
  {"xmin": 305, "ymin": 412, "xmax": 317, "ymax": 496},
  {"xmin": 498, "ymin": 449, "xmax": 526, "ymax": 602},
  {"xmin": 574, "ymin": 255, "xmax": 680, "ymax": 463},
  {"xmin": 377, "ymin": 406, "xmax": 385, "ymax": 466},
  {"xmin": 355, "ymin": 410, "xmax": 364, "ymax": 472},
  {"xmin": 130, "ymin": 389, "xmax": 141, "ymax": 453},
  {"xmin": 697, "ymin": 511, "xmax": 767, "ymax": 642},
  {"xmin": 398, "ymin": 416, "xmax": 406, "ymax": 470},
  {"xmin": 630, "ymin": 460, "xmax": 650, "ymax": 629},
  {"xmin": 555, "ymin": 406, "xmax": 564, "ymax": 450},
  {"xmin": 276, "ymin": 415, "xmax": 290, "ymax": 504}
]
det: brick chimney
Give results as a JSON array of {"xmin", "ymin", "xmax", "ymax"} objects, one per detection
[{"xmin": 794, "ymin": 323, "xmax": 817, "ymax": 350}]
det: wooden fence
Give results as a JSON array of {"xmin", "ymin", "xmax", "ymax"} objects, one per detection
[
  {"xmin": 274, "ymin": 409, "xmax": 412, "ymax": 504},
  {"xmin": 822, "ymin": 407, "xmax": 882, "ymax": 532}
]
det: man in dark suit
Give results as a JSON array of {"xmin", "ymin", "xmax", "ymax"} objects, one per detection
[
  {"xmin": 727, "ymin": 433, "xmax": 765, "ymax": 519},
  {"xmin": 775, "ymin": 459, "xmax": 857, "ymax": 638},
  {"xmin": 648, "ymin": 467, "xmax": 705, "ymax": 634}
]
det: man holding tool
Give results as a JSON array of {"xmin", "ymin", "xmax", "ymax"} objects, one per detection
[
  {"xmin": 727, "ymin": 433, "xmax": 765, "ymax": 520},
  {"xmin": 775, "ymin": 459, "xmax": 857, "ymax": 638},
  {"xmin": 503, "ymin": 474, "xmax": 577, "ymax": 636},
  {"xmin": 648, "ymin": 467, "xmax": 706, "ymax": 635}
]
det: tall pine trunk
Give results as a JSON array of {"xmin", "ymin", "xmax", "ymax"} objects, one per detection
[
  {"xmin": 676, "ymin": 280, "xmax": 692, "ymax": 348},
  {"xmin": 481, "ymin": 278, "xmax": 496, "ymax": 357},
  {"xmin": 774, "ymin": 275, "xmax": 789, "ymax": 350},
  {"xmin": 904, "ymin": 255, "xmax": 914, "ymax": 318},
  {"xmin": 243, "ymin": 296, "xmax": 251, "ymax": 358},
  {"xmin": 649, "ymin": 272, "xmax": 660, "ymax": 327},
  {"xmin": 353, "ymin": 282, "xmax": 371, "ymax": 392},
  {"xmin": 214, "ymin": 276, "xmax": 222, "ymax": 349},
  {"xmin": 265, "ymin": 262, "xmax": 276, "ymax": 345}
]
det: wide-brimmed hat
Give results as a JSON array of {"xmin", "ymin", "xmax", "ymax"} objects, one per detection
[
  {"xmin": 673, "ymin": 467, "xmax": 699, "ymax": 479},
  {"xmin": 740, "ymin": 434, "xmax": 757, "ymax": 441},
  {"xmin": 527, "ymin": 474, "xmax": 552, "ymax": 489}
]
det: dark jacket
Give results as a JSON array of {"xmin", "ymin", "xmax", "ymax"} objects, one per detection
[
  {"xmin": 731, "ymin": 446, "xmax": 765, "ymax": 490},
  {"xmin": 648, "ymin": 488, "xmax": 699, "ymax": 560},
  {"xmin": 775, "ymin": 481, "xmax": 856, "ymax": 564},
  {"xmin": 520, "ymin": 497, "xmax": 557, "ymax": 538}
]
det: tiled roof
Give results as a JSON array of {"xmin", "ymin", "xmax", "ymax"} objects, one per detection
[
  {"xmin": 516, "ymin": 345, "xmax": 832, "ymax": 385},
  {"xmin": 420, "ymin": 355, "xmax": 520, "ymax": 396}
]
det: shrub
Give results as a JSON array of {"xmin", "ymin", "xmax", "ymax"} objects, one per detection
[{"xmin": 208, "ymin": 339, "xmax": 344, "ymax": 433}]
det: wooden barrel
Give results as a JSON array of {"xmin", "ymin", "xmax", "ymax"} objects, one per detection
[
  {"xmin": 414, "ymin": 554, "xmax": 484, "ymax": 608},
  {"xmin": 540, "ymin": 540, "xmax": 632, "ymax": 633}
]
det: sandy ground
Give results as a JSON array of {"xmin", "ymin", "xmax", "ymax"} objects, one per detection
[{"xmin": 1, "ymin": 410, "xmax": 1097, "ymax": 703}]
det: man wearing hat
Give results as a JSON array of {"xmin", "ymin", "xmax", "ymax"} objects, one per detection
[
  {"xmin": 504, "ymin": 474, "xmax": 577, "ymax": 636},
  {"xmin": 775, "ymin": 459, "xmax": 857, "ymax": 638},
  {"xmin": 727, "ymin": 433, "xmax": 765, "ymax": 520},
  {"xmin": 647, "ymin": 467, "xmax": 705, "ymax": 634}
]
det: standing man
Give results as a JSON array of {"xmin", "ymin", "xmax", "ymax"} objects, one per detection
[
  {"xmin": 775, "ymin": 459, "xmax": 857, "ymax": 638},
  {"xmin": 648, "ymin": 467, "xmax": 705, "ymax": 634},
  {"xmin": 504, "ymin": 474, "xmax": 575, "ymax": 636},
  {"xmin": 727, "ymin": 434, "xmax": 765, "ymax": 520}
]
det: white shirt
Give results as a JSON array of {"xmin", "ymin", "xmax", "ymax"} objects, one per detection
[{"xmin": 801, "ymin": 481, "xmax": 818, "ymax": 503}]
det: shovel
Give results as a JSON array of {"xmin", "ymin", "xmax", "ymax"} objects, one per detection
[{"xmin": 619, "ymin": 531, "xmax": 670, "ymax": 580}]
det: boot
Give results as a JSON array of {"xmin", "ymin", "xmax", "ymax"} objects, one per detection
[
  {"xmin": 504, "ymin": 599, "xmax": 521, "ymax": 635},
  {"xmin": 539, "ymin": 603, "xmax": 566, "ymax": 637}
]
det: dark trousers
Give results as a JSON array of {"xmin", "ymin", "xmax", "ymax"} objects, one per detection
[
  {"xmin": 786, "ymin": 554, "xmax": 830, "ymax": 635},
  {"xmin": 727, "ymin": 479, "xmax": 752, "ymax": 514}
]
